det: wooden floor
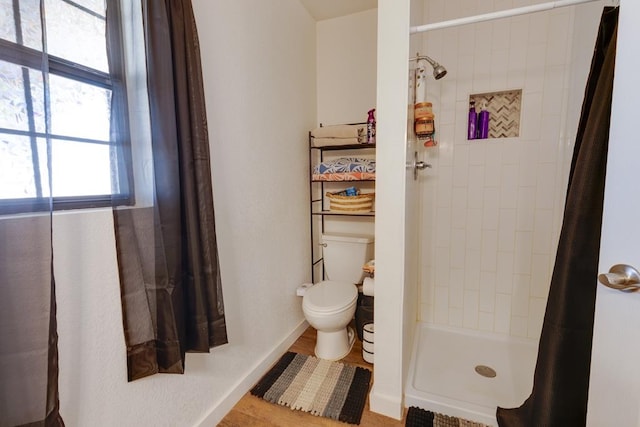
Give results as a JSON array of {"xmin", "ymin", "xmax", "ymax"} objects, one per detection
[{"xmin": 218, "ymin": 325, "xmax": 406, "ymax": 426}]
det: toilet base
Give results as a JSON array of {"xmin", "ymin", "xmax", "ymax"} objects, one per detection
[{"xmin": 314, "ymin": 326, "xmax": 355, "ymax": 361}]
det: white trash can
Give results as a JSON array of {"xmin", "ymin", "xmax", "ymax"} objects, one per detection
[{"xmin": 362, "ymin": 323, "xmax": 374, "ymax": 364}]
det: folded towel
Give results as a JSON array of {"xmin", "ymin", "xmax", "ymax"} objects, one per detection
[
  {"xmin": 313, "ymin": 157, "xmax": 375, "ymax": 175},
  {"xmin": 310, "ymin": 124, "xmax": 366, "ymax": 139},
  {"xmin": 311, "ymin": 137, "xmax": 363, "ymax": 147},
  {"xmin": 312, "ymin": 172, "xmax": 375, "ymax": 181}
]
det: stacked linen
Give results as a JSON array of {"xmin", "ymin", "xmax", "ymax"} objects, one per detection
[
  {"xmin": 310, "ymin": 124, "xmax": 367, "ymax": 147},
  {"xmin": 312, "ymin": 157, "xmax": 375, "ymax": 181}
]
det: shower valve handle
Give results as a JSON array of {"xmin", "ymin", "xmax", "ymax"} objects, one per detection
[
  {"xmin": 411, "ymin": 152, "xmax": 432, "ymax": 180},
  {"xmin": 413, "ymin": 159, "xmax": 432, "ymax": 180}
]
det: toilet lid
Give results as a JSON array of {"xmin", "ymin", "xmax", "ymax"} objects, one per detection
[{"xmin": 303, "ymin": 280, "xmax": 358, "ymax": 313}]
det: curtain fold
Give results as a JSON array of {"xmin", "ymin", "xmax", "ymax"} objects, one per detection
[
  {"xmin": 112, "ymin": 0, "xmax": 227, "ymax": 382},
  {"xmin": 497, "ymin": 7, "xmax": 619, "ymax": 426},
  {"xmin": 0, "ymin": 2, "xmax": 63, "ymax": 425},
  {"xmin": 0, "ymin": 218, "xmax": 63, "ymax": 427},
  {"xmin": 0, "ymin": 1, "xmax": 64, "ymax": 427}
]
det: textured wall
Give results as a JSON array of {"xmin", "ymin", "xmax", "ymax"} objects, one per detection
[
  {"xmin": 316, "ymin": 9, "xmax": 378, "ymax": 126},
  {"xmin": 55, "ymin": 1, "xmax": 316, "ymax": 425}
]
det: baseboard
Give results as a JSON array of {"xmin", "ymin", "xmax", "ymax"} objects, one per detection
[
  {"xmin": 369, "ymin": 383, "xmax": 404, "ymax": 420},
  {"xmin": 194, "ymin": 320, "xmax": 309, "ymax": 427}
]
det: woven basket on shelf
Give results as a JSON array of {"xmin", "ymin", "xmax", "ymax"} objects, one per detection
[{"xmin": 326, "ymin": 192, "xmax": 375, "ymax": 213}]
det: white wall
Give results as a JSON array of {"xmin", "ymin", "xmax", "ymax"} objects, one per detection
[
  {"xmin": 415, "ymin": 0, "xmax": 605, "ymax": 340},
  {"xmin": 402, "ymin": 0, "xmax": 426, "ymax": 406},
  {"xmin": 55, "ymin": 1, "xmax": 316, "ymax": 425},
  {"xmin": 370, "ymin": 0, "xmax": 411, "ymax": 419},
  {"xmin": 315, "ymin": 9, "xmax": 378, "ymax": 239},
  {"xmin": 316, "ymin": 9, "xmax": 377, "ymax": 126}
]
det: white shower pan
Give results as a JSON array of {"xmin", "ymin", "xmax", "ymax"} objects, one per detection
[{"xmin": 405, "ymin": 324, "xmax": 538, "ymax": 426}]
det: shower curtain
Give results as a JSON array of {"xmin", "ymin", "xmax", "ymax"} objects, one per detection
[{"xmin": 497, "ymin": 7, "xmax": 618, "ymax": 427}]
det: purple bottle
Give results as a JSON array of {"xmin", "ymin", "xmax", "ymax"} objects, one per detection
[
  {"xmin": 467, "ymin": 101, "xmax": 477, "ymax": 140},
  {"xmin": 478, "ymin": 102, "xmax": 490, "ymax": 139}
]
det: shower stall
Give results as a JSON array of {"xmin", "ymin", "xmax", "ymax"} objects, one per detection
[{"xmin": 400, "ymin": 0, "xmax": 611, "ymax": 424}]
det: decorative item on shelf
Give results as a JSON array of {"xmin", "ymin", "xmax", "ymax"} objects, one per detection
[
  {"xmin": 366, "ymin": 109, "xmax": 376, "ymax": 144},
  {"xmin": 326, "ymin": 190, "xmax": 375, "ymax": 213},
  {"xmin": 344, "ymin": 186, "xmax": 358, "ymax": 196}
]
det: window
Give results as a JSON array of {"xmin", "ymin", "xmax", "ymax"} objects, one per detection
[{"xmin": 0, "ymin": 0, "xmax": 132, "ymax": 214}]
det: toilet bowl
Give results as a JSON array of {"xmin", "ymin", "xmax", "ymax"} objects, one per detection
[
  {"xmin": 302, "ymin": 233, "xmax": 374, "ymax": 360},
  {"xmin": 302, "ymin": 280, "xmax": 358, "ymax": 360}
]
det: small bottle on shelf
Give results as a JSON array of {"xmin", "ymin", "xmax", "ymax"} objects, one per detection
[
  {"xmin": 467, "ymin": 100, "xmax": 477, "ymax": 140},
  {"xmin": 478, "ymin": 102, "xmax": 490, "ymax": 139},
  {"xmin": 367, "ymin": 109, "xmax": 376, "ymax": 144}
]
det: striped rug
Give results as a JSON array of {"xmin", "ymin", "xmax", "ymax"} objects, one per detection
[
  {"xmin": 405, "ymin": 406, "xmax": 491, "ymax": 427},
  {"xmin": 250, "ymin": 351, "xmax": 372, "ymax": 425}
]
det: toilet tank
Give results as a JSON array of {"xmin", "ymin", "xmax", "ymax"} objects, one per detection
[{"xmin": 321, "ymin": 233, "xmax": 374, "ymax": 284}]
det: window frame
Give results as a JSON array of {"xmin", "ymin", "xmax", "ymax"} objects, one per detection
[{"xmin": 0, "ymin": 0, "xmax": 134, "ymax": 215}]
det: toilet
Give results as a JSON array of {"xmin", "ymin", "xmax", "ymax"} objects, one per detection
[{"xmin": 302, "ymin": 233, "xmax": 374, "ymax": 360}]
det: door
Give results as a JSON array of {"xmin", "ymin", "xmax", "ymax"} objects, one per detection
[{"xmin": 587, "ymin": 1, "xmax": 640, "ymax": 425}]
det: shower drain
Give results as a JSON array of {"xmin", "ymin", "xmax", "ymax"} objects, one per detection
[{"xmin": 475, "ymin": 365, "xmax": 497, "ymax": 378}]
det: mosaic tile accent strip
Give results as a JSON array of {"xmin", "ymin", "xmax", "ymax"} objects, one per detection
[{"xmin": 470, "ymin": 90, "xmax": 522, "ymax": 138}]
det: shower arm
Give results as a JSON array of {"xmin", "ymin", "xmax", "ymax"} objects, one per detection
[
  {"xmin": 409, "ymin": 54, "xmax": 437, "ymax": 68},
  {"xmin": 409, "ymin": 53, "xmax": 447, "ymax": 80}
]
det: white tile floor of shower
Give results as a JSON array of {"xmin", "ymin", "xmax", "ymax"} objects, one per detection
[{"xmin": 405, "ymin": 323, "xmax": 538, "ymax": 427}]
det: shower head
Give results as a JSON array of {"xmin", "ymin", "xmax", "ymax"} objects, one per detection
[
  {"xmin": 411, "ymin": 54, "xmax": 447, "ymax": 80},
  {"xmin": 432, "ymin": 63, "xmax": 448, "ymax": 80}
]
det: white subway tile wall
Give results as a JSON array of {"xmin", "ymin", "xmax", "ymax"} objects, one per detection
[{"xmin": 417, "ymin": 0, "xmax": 592, "ymax": 340}]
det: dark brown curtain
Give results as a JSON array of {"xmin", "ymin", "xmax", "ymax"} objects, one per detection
[
  {"xmin": 0, "ymin": 2, "xmax": 63, "ymax": 425},
  {"xmin": 112, "ymin": 0, "xmax": 227, "ymax": 381},
  {"xmin": 0, "ymin": 219, "xmax": 63, "ymax": 427},
  {"xmin": 497, "ymin": 7, "xmax": 618, "ymax": 426}
]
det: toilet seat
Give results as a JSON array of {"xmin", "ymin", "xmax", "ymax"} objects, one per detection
[{"xmin": 303, "ymin": 280, "xmax": 357, "ymax": 314}]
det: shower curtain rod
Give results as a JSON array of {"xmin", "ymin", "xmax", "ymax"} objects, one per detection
[{"xmin": 410, "ymin": 0, "xmax": 604, "ymax": 34}]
